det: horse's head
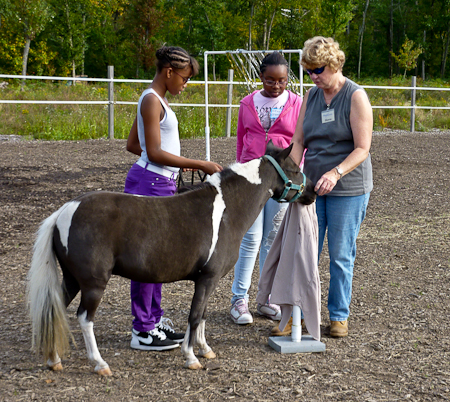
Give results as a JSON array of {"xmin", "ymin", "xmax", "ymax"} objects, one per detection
[{"xmin": 264, "ymin": 141, "xmax": 316, "ymax": 205}]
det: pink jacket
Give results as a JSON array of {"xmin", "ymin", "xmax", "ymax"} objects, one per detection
[{"xmin": 236, "ymin": 90, "xmax": 302, "ymax": 163}]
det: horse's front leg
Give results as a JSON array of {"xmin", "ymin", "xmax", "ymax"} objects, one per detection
[
  {"xmin": 181, "ymin": 275, "xmax": 218, "ymax": 369},
  {"xmin": 179, "ymin": 320, "xmax": 216, "ymax": 369},
  {"xmin": 78, "ymin": 310, "xmax": 112, "ymax": 376},
  {"xmin": 196, "ymin": 316, "xmax": 216, "ymax": 359},
  {"xmin": 181, "ymin": 323, "xmax": 200, "ymax": 369}
]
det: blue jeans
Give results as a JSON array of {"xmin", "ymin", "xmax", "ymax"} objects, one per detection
[
  {"xmin": 231, "ymin": 198, "xmax": 288, "ymax": 305},
  {"xmin": 316, "ymin": 193, "xmax": 370, "ymax": 321}
]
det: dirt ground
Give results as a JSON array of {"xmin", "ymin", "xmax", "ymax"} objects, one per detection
[{"xmin": 0, "ymin": 130, "xmax": 449, "ymax": 402}]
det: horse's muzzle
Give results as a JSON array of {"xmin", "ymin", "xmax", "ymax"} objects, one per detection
[{"xmin": 298, "ymin": 179, "xmax": 317, "ymax": 205}]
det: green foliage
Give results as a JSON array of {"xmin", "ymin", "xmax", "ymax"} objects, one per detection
[
  {"xmin": 390, "ymin": 37, "xmax": 424, "ymax": 78},
  {"xmin": 0, "ymin": 0, "xmax": 52, "ymax": 76},
  {"xmin": 0, "ymin": 24, "xmax": 23, "ymax": 74},
  {"xmin": 0, "ymin": 0, "xmax": 450, "ymax": 80},
  {"xmin": 319, "ymin": 0, "xmax": 355, "ymax": 38}
]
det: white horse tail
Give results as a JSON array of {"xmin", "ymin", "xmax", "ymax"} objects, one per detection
[{"xmin": 27, "ymin": 205, "xmax": 71, "ymax": 362}]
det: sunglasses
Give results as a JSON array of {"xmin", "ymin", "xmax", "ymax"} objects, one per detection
[
  {"xmin": 306, "ymin": 66, "xmax": 326, "ymax": 75},
  {"xmin": 172, "ymin": 69, "xmax": 190, "ymax": 84}
]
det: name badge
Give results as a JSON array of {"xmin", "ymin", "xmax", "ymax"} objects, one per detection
[
  {"xmin": 321, "ymin": 109, "xmax": 335, "ymax": 124},
  {"xmin": 270, "ymin": 107, "xmax": 283, "ymax": 120}
]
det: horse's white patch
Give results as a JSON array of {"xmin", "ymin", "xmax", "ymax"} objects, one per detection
[
  {"xmin": 230, "ymin": 159, "xmax": 262, "ymax": 185},
  {"xmin": 181, "ymin": 323, "xmax": 200, "ymax": 368},
  {"xmin": 56, "ymin": 201, "xmax": 81, "ymax": 253},
  {"xmin": 78, "ymin": 311, "xmax": 109, "ymax": 371},
  {"xmin": 204, "ymin": 174, "xmax": 226, "ymax": 265},
  {"xmin": 196, "ymin": 319, "xmax": 212, "ymax": 356}
]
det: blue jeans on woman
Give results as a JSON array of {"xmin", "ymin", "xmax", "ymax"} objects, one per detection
[
  {"xmin": 231, "ymin": 198, "xmax": 288, "ymax": 305},
  {"xmin": 316, "ymin": 193, "xmax": 370, "ymax": 322}
]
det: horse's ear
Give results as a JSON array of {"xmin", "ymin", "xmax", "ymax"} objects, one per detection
[
  {"xmin": 277, "ymin": 143, "xmax": 294, "ymax": 161},
  {"xmin": 265, "ymin": 140, "xmax": 276, "ymax": 154}
]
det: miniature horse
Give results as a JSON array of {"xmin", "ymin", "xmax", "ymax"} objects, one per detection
[{"xmin": 27, "ymin": 142, "xmax": 316, "ymax": 375}]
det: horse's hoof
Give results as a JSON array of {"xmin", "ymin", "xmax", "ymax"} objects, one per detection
[
  {"xmin": 96, "ymin": 367, "xmax": 113, "ymax": 376},
  {"xmin": 186, "ymin": 361, "xmax": 203, "ymax": 370},
  {"xmin": 202, "ymin": 350, "xmax": 216, "ymax": 359},
  {"xmin": 49, "ymin": 362, "xmax": 63, "ymax": 371}
]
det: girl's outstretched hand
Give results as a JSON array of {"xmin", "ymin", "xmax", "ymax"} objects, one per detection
[{"xmin": 201, "ymin": 161, "xmax": 223, "ymax": 175}]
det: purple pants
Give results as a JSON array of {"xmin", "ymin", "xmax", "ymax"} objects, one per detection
[{"xmin": 124, "ymin": 163, "xmax": 177, "ymax": 332}]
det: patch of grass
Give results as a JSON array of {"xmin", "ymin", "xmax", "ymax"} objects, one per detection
[{"xmin": 1, "ymin": 76, "xmax": 449, "ymax": 140}]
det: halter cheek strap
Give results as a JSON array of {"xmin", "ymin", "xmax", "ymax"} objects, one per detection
[{"xmin": 264, "ymin": 155, "xmax": 306, "ymax": 203}]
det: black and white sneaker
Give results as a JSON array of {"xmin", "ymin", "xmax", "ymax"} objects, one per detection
[
  {"xmin": 130, "ymin": 328, "xmax": 179, "ymax": 351},
  {"xmin": 155, "ymin": 317, "xmax": 185, "ymax": 344}
]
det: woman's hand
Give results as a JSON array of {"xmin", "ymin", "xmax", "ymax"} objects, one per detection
[{"xmin": 314, "ymin": 168, "xmax": 340, "ymax": 196}]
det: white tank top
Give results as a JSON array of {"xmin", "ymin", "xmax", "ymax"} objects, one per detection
[{"xmin": 137, "ymin": 88, "xmax": 180, "ymax": 174}]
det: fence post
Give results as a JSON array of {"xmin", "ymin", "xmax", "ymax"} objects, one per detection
[
  {"xmin": 108, "ymin": 65, "xmax": 114, "ymax": 139},
  {"xmin": 225, "ymin": 69, "xmax": 234, "ymax": 137},
  {"xmin": 410, "ymin": 75, "xmax": 416, "ymax": 133}
]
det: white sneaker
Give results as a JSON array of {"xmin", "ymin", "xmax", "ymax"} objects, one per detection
[
  {"xmin": 257, "ymin": 301, "xmax": 282, "ymax": 320},
  {"xmin": 230, "ymin": 299, "xmax": 253, "ymax": 325}
]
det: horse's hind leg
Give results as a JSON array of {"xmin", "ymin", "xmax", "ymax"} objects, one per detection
[
  {"xmin": 61, "ymin": 266, "xmax": 80, "ymax": 308},
  {"xmin": 77, "ymin": 289, "xmax": 112, "ymax": 376},
  {"xmin": 47, "ymin": 354, "xmax": 63, "ymax": 372}
]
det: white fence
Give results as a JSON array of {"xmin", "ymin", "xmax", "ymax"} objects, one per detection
[{"xmin": 1, "ymin": 71, "xmax": 450, "ymax": 160}]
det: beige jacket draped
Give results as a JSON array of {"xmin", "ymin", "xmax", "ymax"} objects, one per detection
[{"xmin": 256, "ymin": 202, "xmax": 321, "ymax": 340}]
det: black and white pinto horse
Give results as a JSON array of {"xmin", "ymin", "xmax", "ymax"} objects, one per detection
[{"xmin": 27, "ymin": 142, "xmax": 316, "ymax": 376}]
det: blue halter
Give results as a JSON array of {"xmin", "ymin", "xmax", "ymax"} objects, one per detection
[{"xmin": 264, "ymin": 155, "xmax": 306, "ymax": 203}]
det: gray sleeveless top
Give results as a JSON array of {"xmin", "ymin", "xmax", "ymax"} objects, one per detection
[{"xmin": 303, "ymin": 78, "xmax": 373, "ymax": 196}]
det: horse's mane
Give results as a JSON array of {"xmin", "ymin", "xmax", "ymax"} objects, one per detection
[
  {"xmin": 176, "ymin": 164, "xmax": 239, "ymax": 194},
  {"xmin": 176, "ymin": 181, "xmax": 211, "ymax": 194}
]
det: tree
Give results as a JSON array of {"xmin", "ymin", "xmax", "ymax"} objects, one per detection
[
  {"xmin": 122, "ymin": 0, "xmax": 164, "ymax": 75},
  {"xmin": 82, "ymin": 0, "xmax": 137, "ymax": 78},
  {"xmin": 390, "ymin": 36, "xmax": 423, "ymax": 78},
  {"xmin": 2, "ymin": 0, "xmax": 51, "ymax": 82},
  {"xmin": 46, "ymin": 0, "xmax": 90, "ymax": 78},
  {"xmin": 320, "ymin": 0, "xmax": 355, "ymax": 38},
  {"xmin": 357, "ymin": 0, "xmax": 370, "ymax": 79},
  {"xmin": 0, "ymin": 1, "xmax": 24, "ymax": 74},
  {"xmin": 159, "ymin": 0, "xmax": 248, "ymax": 79}
]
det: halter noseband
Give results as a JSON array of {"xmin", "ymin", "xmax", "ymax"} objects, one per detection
[{"xmin": 264, "ymin": 155, "xmax": 306, "ymax": 203}]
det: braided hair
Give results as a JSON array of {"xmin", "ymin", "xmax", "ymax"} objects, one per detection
[
  {"xmin": 260, "ymin": 51, "xmax": 288, "ymax": 74},
  {"xmin": 155, "ymin": 46, "xmax": 199, "ymax": 75}
]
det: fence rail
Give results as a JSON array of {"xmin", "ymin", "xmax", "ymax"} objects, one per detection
[{"xmin": 1, "ymin": 71, "xmax": 450, "ymax": 151}]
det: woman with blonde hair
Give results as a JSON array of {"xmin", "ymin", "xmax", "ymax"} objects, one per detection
[{"xmin": 288, "ymin": 36, "xmax": 373, "ymax": 337}]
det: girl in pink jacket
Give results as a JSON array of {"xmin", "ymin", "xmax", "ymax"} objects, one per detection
[{"xmin": 230, "ymin": 52, "xmax": 303, "ymax": 325}]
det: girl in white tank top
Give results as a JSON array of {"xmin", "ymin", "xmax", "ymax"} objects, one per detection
[{"xmin": 124, "ymin": 46, "xmax": 223, "ymax": 351}]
